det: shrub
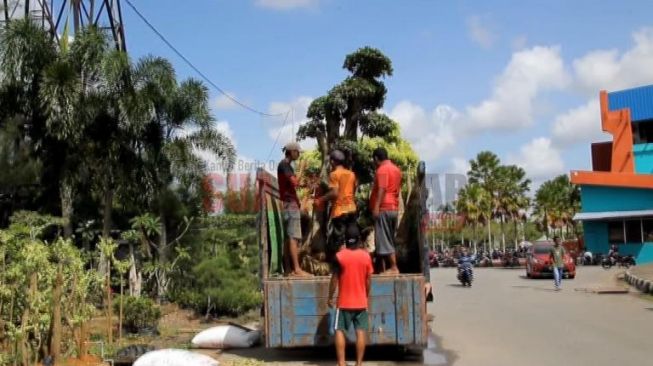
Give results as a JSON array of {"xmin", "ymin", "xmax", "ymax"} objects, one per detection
[{"xmin": 114, "ymin": 296, "xmax": 162, "ymax": 333}]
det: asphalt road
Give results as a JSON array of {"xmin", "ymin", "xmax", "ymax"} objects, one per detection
[
  {"xmin": 429, "ymin": 266, "xmax": 653, "ymax": 366},
  {"xmin": 219, "ymin": 266, "xmax": 653, "ymax": 365}
]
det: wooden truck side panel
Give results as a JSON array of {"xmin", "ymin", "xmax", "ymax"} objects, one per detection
[{"xmin": 264, "ymin": 276, "xmax": 426, "ymax": 348}]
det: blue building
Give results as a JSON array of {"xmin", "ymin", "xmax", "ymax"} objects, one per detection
[{"xmin": 571, "ymin": 85, "xmax": 653, "ymax": 264}]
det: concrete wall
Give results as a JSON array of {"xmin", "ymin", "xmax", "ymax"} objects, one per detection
[
  {"xmin": 582, "ymin": 221, "xmax": 653, "ymax": 264},
  {"xmin": 633, "ymin": 143, "xmax": 653, "ymax": 174},
  {"xmin": 580, "ymin": 185, "xmax": 653, "ymax": 212}
]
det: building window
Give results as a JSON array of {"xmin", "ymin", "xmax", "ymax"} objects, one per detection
[
  {"xmin": 608, "ymin": 220, "xmax": 625, "ymax": 244},
  {"xmin": 625, "ymin": 219, "xmax": 643, "ymax": 243},
  {"xmin": 644, "ymin": 218, "xmax": 653, "ymax": 242},
  {"xmin": 633, "ymin": 120, "xmax": 653, "ymax": 144}
]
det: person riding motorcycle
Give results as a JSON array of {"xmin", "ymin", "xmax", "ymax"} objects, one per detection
[
  {"xmin": 457, "ymin": 248, "xmax": 475, "ymax": 287},
  {"xmin": 608, "ymin": 244, "xmax": 619, "ymax": 265}
]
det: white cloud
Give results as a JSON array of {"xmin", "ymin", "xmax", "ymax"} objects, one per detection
[
  {"xmin": 466, "ymin": 46, "xmax": 570, "ymax": 131},
  {"xmin": 551, "ymin": 98, "xmax": 610, "ymax": 146},
  {"xmin": 255, "ymin": 0, "xmax": 319, "ymax": 10},
  {"xmin": 507, "ymin": 137, "xmax": 565, "ymax": 180},
  {"xmin": 573, "ymin": 28, "xmax": 653, "ymax": 95},
  {"xmin": 215, "ymin": 121, "xmax": 236, "ymax": 145},
  {"xmin": 466, "ymin": 15, "xmax": 497, "ymax": 49},
  {"xmin": 214, "ymin": 93, "xmax": 239, "ymax": 110},
  {"xmin": 266, "ymin": 96, "xmax": 315, "ymax": 151},
  {"xmin": 450, "ymin": 157, "xmax": 471, "ymax": 176},
  {"xmin": 388, "ymin": 101, "xmax": 460, "ymax": 164}
]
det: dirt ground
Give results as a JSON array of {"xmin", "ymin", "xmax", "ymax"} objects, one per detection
[{"xmin": 81, "ymin": 303, "xmax": 263, "ymax": 365}]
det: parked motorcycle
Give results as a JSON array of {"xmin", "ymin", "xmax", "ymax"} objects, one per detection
[
  {"xmin": 503, "ymin": 252, "xmax": 520, "ymax": 267},
  {"xmin": 428, "ymin": 251, "xmax": 439, "ymax": 268},
  {"xmin": 601, "ymin": 254, "xmax": 636, "ymax": 269}
]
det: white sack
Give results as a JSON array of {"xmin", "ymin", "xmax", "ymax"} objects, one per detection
[
  {"xmin": 133, "ymin": 349, "xmax": 218, "ymax": 366},
  {"xmin": 192, "ymin": 325, "xmax": 261, "ymax": 349}
]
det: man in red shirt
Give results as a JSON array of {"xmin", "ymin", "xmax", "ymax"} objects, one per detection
[
  {"xmin": 369, "ymin": 147, "xmax": 402, "ymax": 274},
  {"xmin": 277, "ymin": 142, "xmax": 311, "ymax": 277},
  {"xmin": 328, "ymin": 224, "xmax": 373, "ymax": 366}
]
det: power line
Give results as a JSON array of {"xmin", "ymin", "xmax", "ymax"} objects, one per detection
[
  {"xmin": 123, "ymin": 0, "xmax": 284, "ymax": 118},
  {"xmin": 266, "ymin": 110, "xmax": 291, "ymax": 163}
]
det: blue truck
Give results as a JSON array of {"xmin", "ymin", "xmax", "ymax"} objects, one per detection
[{"xmin": 256, "ymin": 162, "xmax": 431, "ymax": 348}]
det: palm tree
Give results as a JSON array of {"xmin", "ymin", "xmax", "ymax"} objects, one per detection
[
  {"xmin": 457, "ymin": 183, "xmax": 491, "ymax": 253},
  {"xmin": 133, "ymin": 57, "xmax": 235, "ymax": 300},
  {"xmin": 496, "ymin": 165, "xmax": 531, "ymax": 251},
  {"xmin": 468, "ymin": 151, "xmax": 501, "ymax": 249},
  {"xmin": 534, "ymin": 175, "xmax": 579, "ymax": 239}
]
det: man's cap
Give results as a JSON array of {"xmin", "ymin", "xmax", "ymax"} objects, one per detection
[
  {"xmin": 283, "ymin": 142, "xmax": 302, "ymax": 152},
  {"xmin": 329, "ymin": 149, "xmax": 345, "ymax": 162},
  {"xmin": 345, "ymin": 224, "xmax": 360, "ymax": 247}
]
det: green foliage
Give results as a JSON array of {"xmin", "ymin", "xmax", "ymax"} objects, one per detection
[
  {"xmin": 455, "ymin": 151, "xmax": 532, "ymax": 250},
  {"xmin": 169, "ymin": 215, "xmax": 261, "ymax": 317},
  {"xmin": 0, "ymin": 211, "xmax": 101, "ymax": 362},
  {"xmin": 113, "ymin": 296, "xmax": 161, "ymax": 333},
  {"xmin": 297, "ymin": 46, "xmax": 402, "ymax": 180},
  {"xmin": 533, "ymin": 175, "xmax": 580, "ymax": 238}
]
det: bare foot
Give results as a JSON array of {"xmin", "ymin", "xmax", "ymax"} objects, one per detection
[{"xmin": 290, "ymin": 270, "xmax": 313, "ymax": 277}]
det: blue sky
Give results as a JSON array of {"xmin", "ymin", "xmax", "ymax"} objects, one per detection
[{"xmin": 122, "ymin": 0, "xmax": 653, "ymax": 185}]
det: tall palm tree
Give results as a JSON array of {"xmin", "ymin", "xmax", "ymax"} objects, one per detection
[
  {"xmin": 468, "ymin": 151, "xmax": 501, "ymax": 249},
  {"xmin": 133, "ymin": 57, "xmax": 235, "ymax": 300},
  {"xmin": 457, "ymin": 183, "xmax": 491, "ymax": 253},
  {"xmin": 496, "ymin": 165, "xmax": 531, "ymax": 251}
]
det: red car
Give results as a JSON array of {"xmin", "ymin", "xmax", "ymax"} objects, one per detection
[{"xmin": 526, "ymin": 241, "xmax": 576, "ymax": 279}]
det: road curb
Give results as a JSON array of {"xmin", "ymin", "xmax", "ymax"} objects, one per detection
[{"xmin": 624, "ymin": 270, "xmax": 653, "ymax": 294}]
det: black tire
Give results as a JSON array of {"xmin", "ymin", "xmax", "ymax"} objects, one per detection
[{"xmin": 601, "ymin": 261, "xmax": 611, "ymax": 270}]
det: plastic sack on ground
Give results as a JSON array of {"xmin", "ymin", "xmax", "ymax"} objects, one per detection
[
  {"xmin": 133, "ymin": 349, "xmax": 218, "ymax": 366},
  {"xmin": 192, "ymin": 325, "xmax": 261, "ymax": 349}
]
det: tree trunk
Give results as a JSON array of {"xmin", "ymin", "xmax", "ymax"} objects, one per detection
[
  {"xmin": 119, "ymin": 279, "xmax": 124, "ymax": 344},
  {"xmin": 49, "ymin": 265, "xmax": 63, "ymax": 363},
  {"xmin": 157, "ymin": 210, "xmax": 168, "ymax": 302},
  {"xmin": 473, "ymin": 223, "xmax": 478, "ymax": 254},
  {"xmin": 20, "ymin": 273, "xmax": 37, "ymax": 366},
  {"xmin": 487, "ymin": 219, "xmax": 492, "ymax": 251},
  {"xmin": 98, "ymin": 188, "xmax": 114, "ymax": 276},
  {"xmin": 106, "ymin": 261, "xmax": 113, "ymax": 346},
  {"xmin": 514, "ymin": 219, "xmax": 519, "ymax": 250},
  {"xmin": 500, "ymin": 214, "xmax": 506, "ymax": 253},
  {"xmin": 60, "ymin": 180, "xmax": 74, "ymax": 238},
  {"xmin": 128, "ymin": 242, "xmax": 142, "ymax": 297}
]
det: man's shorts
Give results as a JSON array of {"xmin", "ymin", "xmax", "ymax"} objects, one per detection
[
  {"xmin": 282, "ymin": 202, "xmax": 302, "ymax": 240},
  {"xmin": 334, "ymin": 309, "xmax": 369, "ymax": 332},
  {"xmin": 375, "ymin": 211, "xmax": 398, "ymax": 255}
]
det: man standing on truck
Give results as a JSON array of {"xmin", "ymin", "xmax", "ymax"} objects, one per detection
[
  {"xmin": 328, "ymin": 224, "xmax": 373, "ymax": 366},
  {"xmin": 315, "ymin": 150, "xmax": 358, "ymax": 261},
  {"xmin": 369, "ymin": 147, "xmax": 402, "ymax": 274},
  {"xmin": 278, "ymin": 142, "xmax": 311, "ymax": 277}
]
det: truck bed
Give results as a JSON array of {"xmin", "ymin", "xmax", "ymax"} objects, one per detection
[{"xmin": 264, "ymin": 275, "xmax": 427, "ymax": 348}]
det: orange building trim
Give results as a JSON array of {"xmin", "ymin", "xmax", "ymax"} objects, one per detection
[
  {"xmin": 570, "ymin": 170, "xmax": 653, "ymax": 189},
  {"xmin": 599, "ymin": 90, "xmax": 635, "ymax": 174}
]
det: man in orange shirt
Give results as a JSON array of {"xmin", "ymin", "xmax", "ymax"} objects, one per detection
[
  {"xmin": 328, "ymin": 224, "xmax": 373, "ymax": 366},
  {"xmin": 316, "ymin": 150, "xmax": 357, "ymax": 259},
  {"xmin": 369, "ymin": 147, "xmax": 402, "ymax": 274}
]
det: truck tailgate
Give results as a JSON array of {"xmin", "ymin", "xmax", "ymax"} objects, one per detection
[{"xmin": 264, "ymin": 274, "xmax": 427, "ymax": 348}]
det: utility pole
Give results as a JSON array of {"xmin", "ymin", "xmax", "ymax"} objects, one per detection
[{"xmin": 2, "ymin": 0, "xmax": 127, "ymax": 51}]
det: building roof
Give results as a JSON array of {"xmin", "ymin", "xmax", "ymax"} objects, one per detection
[
  {"xmin": 608, "ymin": 85, "xmax": 653, "ymax": 123},
  {"xmin": 574, "ymin": 209, "xmax": 653, "ymax": 221}
]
